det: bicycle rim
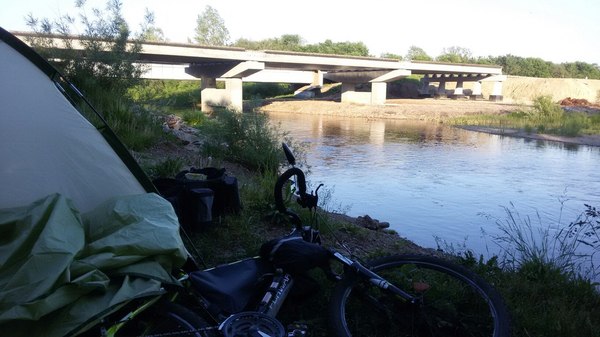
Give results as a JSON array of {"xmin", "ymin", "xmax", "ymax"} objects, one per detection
[{"xmin": 331, "ymin": 255, "xmax": 510, "ymax": 337}]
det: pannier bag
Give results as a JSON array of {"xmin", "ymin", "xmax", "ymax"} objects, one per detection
[
  {"xmin": 153, "ymin": 167, "xmax": 241, "ymax": 231},
  {"xmin": 175, "ymin": 167, "xmax": 241, "ymax": 217}
]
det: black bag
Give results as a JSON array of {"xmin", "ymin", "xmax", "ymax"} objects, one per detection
[
  {"xmin": 153, "ymin": 177, "xmax": 214, "ymax": 231},
  {"xmin": 175, "ymin": 167, "xmax": 241, "ymax": 217},
  {"xmin": 259, "ymin": 236, "xmax": 330, "ymax": 275}
]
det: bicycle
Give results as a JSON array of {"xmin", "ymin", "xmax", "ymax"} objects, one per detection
[{"xmin": 89, "ymin": 143, "xmax": 510, "ymax": 337}]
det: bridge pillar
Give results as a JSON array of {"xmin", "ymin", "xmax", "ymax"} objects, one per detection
[
  {"xmin": 200, "ymin": 77, "xmax": 243, "ymax": 112},
  {"xmin": 200, "ymin": 77, "xmax": 217, "ymax": 112},
  {"xmin": 449, "ymin": 80, "xmax": 465, "ymax": 99},
  {"xmin": 418, "ymin": 78, "xmax": 432, "ymax": 97},
  {"xmin": 340, "ymin": 82, "xmax": 387, "ymax": 105},
  {"xmin": 312, "ymin": 70, "xmax": 324, "ymax": 87},
  {"xmin": 371, "ymin": 82, "xmax": 387, "ymax": 105},
  {"xmin": 489, "ymin": 81, "xmax": 504, "ymax": 102},
  {"xmin": 470, "ymin": 81, "xmax": 483, "ymax": 100},
  {"xmin": 435, "ymin": 81, "xmax": 447, "ymax": 98},
  {"xmin": 341, "ymin": 83, "xmax": 369, "ymax": 104}
]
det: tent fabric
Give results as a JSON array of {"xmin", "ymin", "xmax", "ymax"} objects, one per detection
[
  {"xmin": 0, "ymin": 36, "xmax": 147, "ymax": 212},
  {"xmin": 0, "ymin": 193, "xmax": 187, "ymax": 337}
]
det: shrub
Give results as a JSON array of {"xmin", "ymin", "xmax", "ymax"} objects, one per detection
[
  {"xmin": 197, "ymin": 110, "xmax": 289, "ymax": 172},
  {"xmin": 531, "ymin": 95, "xmax": 564, "ymax": 122}
]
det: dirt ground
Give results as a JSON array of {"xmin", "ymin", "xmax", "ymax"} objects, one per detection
[{"xmin": 259, "ymin": 98, "xmax": 521, "ymax": 120}]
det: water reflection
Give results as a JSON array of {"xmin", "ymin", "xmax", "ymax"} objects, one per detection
[{"xmin": 267, "ymin": 112, "xmax": 600, "ymax": 264}]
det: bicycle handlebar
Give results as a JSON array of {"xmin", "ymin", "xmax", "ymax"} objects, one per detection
[{"xmin": 274, "ymin": 167, "xmax": 307, "ymax": 228}]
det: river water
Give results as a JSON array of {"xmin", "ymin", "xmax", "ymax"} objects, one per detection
[{"xmin": 267, "ymin": 112, "xmax": 600, "ymax": 260}]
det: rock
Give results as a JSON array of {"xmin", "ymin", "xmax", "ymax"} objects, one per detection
[
  {"xmin": 164, "ymin": 114, "xmax": 183, "ymax": 130},
  {"xmin": 356, "ymin": 215, "xmax": 390, "ymax": 230}
]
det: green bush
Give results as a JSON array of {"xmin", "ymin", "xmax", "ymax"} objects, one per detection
[
  {"xmin": 129, "ymin": 80, "xmax": 201, "ymax": 109},
  {"xmin": 197, "ymin": 110, "xmax": 288, "ymax": 172},
  {"xmin": 531, "ymin": 95, "xmax": 564, "ymax": 122},
  {"xmin": 146, "ymin": 157, "xmax": 185, "ymax": 179}
]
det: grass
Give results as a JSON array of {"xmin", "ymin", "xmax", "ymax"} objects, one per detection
[
  {"xmin": 456, "ymin": 203, "xmax": 600, "ymax": 337},
  {"xmin": 450, "ymin": 96, "xmax": 600, "ymax": 137}
]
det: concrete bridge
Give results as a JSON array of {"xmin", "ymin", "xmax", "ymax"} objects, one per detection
[{"xmin": 13, "ymin": 32, "xmax": 506, "ymax": 112}]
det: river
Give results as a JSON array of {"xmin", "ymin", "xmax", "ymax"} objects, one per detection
[{"xmin": 267, "ymin": 112, "xmax": 600, "ymax": 264}]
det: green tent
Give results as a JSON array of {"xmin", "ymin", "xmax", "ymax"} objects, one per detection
[{"xmin": 0, "ymin": 27, "xmax": 187, "ymax": 336}]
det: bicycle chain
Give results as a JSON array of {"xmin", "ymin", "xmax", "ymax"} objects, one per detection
[{"xmin": 137, "ymin": 325, "xmax": 219, "ymax": 337}]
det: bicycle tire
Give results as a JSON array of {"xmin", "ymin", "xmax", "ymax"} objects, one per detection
[
  {"xmin": 117, "ymin": 301, "xmax": 215, "ymax": 337},
  {"xmin": 329, "ymin": 254, "xmax": 510, "ymax": 337}
]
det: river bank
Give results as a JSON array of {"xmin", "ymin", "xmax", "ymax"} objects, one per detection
[{"xmin": 257, "ymin": 98, "xmax": 600, "ymax": 147}]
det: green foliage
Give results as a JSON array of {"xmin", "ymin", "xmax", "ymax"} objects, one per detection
[
  {"xmin": 405, "ymin": 45, "xmax": 432, "ymax": 61},
  {"xmin": 451, "ymin": 96, "xmax": 598, "ymax": 137},
  {"xmin": 243, "ymin": 83, "xmax": 295, "ymax": 100},
  {"xmin": 129, "ymin": 80, "xmax": 201, "ymax": 109},
  {"xmin": 197, "ymin": 110, "xmax": 287, "ymax": 172},
  {"xmin": 146, "ymin": 157, "xmax": 185, "ymax": 179},
  {"xmin": 531, "ymin": 95, "xmax": 564, "ymax": 121},
  {"xmin": 138, "ymin": 9, "xmax": 166, "ymax": 42},
  {"xmin": 436, "ymin": 46, "xmax": 473, "ymax": 63},
  {"xmin": 451, "ymin": 202, "xmax": 600, "ymax": 337},
  {"xmin": 474, "ymin": 54, "xmax": 600, "ymax": 79},
  {"xmin": 26, "ymin": 0, "xmax": 144, "ymax": 97},
  {"xmin": 25, "ymin": 0, "xmax": 165, "ymax": 151},
  {"xmin": 380, "ymin": 52, "xmax": 403, "ymax": 60},
  {"xmin": 233, "ymin": 35, "xmax": 369, "ymax": 57},
  {"xmin": 194, "ymin": 5, "xmax": 229, "ymax": 46}
]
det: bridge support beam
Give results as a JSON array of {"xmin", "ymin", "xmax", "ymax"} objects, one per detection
[
  {"xmin": 449, "ymin": 80, "xmax": 465, "ymax": 99},
  {"xmin": 418, "ymin": 78, "xmax": 433, "ymax": 97},
  {"xmin": 470, "ymin": 81, "xmax": 483, "ymax": 100},
  {"xmin": 489, "ymin": 81, "xmax": 504, "ymax": 102},
  {"xmin": 200, "ymin": 77, "xmax": 243, "ymax": 112},
  {"xmin": 341, "ymin": 82, "xmax": 388, "ymax": 105},
  {"xmin": 435, "ymin": 81, "xmax": 447, "ymax": 98}
]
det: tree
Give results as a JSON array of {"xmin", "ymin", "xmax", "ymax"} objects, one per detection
[
  {"xmin": 436, "ymin": 46, "xmax": 473, "ymax": 63},
  {"xmin": 139, "ymin": 9, "xmax": 165, "ymax": 42},
  {"xmin": 25, "ymin": 0, "xmax": 144, "ymax": 96},
  {"xmin": 405, "ymin": 45, "xmax": 432, "ymax": 61},
  {"xmin": 194, "ymin": 5, "xmax": 229, "ymax": 46},
  {"xmin": 380, "ymin": 52, "xmax": 403, "ymax": 60}
]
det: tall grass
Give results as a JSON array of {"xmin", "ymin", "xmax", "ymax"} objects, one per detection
[
  {"xmin": 450, "ymin": 96, "xmax": 599, "ymax": 137},
  {"xmin": 461, "ymin": 203, "xmax": 600, "ymax": 337},
  {"xmin": 491, "ymin": 203, "xmax": 598, "ymax": 278},
  {"xmin": 71, "ymin": 85, "xmax": 165, "ymax": 151}
]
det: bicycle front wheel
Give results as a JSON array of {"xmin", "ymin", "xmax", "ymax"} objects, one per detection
[{"xmin": 329, "ymin": 255, "xmax": 510, "ymax": 337}]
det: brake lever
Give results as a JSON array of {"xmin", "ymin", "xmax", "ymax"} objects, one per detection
[{"xmin": 297, "ymin": 184, "xmax": 324, "ymax": 210}]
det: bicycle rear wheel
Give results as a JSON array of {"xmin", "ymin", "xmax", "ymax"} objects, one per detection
[{"xmin": 329, "ymin": 255, "xmax": 510, "ymax": 337}]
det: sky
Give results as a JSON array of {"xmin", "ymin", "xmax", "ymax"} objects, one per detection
[{"xmin": 1, "ymin": 0, "xmax": 599, "ymax": 65}]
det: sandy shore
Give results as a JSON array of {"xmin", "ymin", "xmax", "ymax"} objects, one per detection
[
  {"xmin": 258, "ymin": 98, "xmax": 600, "ymax": 147},
  {"xmin": 259, "ymin": 98, "xmax": 521, "ymax": 120}
]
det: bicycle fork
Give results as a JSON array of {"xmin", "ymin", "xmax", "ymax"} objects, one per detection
[{"xmin": 332, "ymin": 251, "xmax": 421, "ymax": 305}]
